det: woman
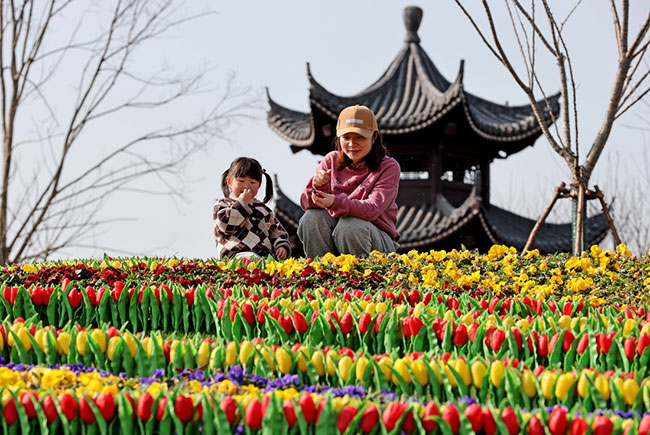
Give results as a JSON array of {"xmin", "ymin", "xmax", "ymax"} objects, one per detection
[{"xmin": 298, "ymin": 105, "xmax": 400, "ymax": 258}]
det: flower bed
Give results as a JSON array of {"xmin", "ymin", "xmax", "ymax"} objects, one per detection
[{"xmin": 1, "ymin": 245, "xmax": 650, "ymax": 433}]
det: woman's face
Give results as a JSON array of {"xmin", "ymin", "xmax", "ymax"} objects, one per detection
[{"xmin": 339, "ymin": 132, "xmax": 373, "ymax": 164}]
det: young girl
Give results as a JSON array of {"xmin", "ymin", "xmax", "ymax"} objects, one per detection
[
  {"xmin": 213, "ymin": 157, "xmax": 290, "ymax": 260},
  {"xmin": 298, "ymin": 105, "xmax": 400, "ymax": 258}
]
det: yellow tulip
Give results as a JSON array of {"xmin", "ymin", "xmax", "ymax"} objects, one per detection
[
  {"xmin": 311, "ymin": 351, "xmax": 325, "ymax": 377},
  {"xmin": 34, "ymin": 329, "xmax": 47, "ymax": 353},
  {"xmin": 123, "ymin": 333, "xmax": 137, "ymax": 358},
  {"xmin": 76, "ymin": 331, "xmax": 88, "ymax": 356},
  {"xmin": 393, "ymin": 359, "xmax": 412, "ymax": 384},
  {"xmin": 555, "ymin": 373, "xmax": 575, "ymax": 401},
  {"xmin": 470, "ymin": 360, "xmax": 487, "ymax": 389},
  {"xmin": 106, "ymin": 336, "xmax": 120, "ymax": 361},
  {"xmin": 197, "ymin": 341, "xmax": 210, "ymax": 367},
  {"xmin": 516, "ymin": 319, "xmax": 530, "ymax": 334},
  {"xmin": 623, "ymin": 319, "xmax": 636, "ymax": 337},
  {"xmin": 429, "ymin": 360, "xmax": 443, "ymax": 384},
  {"xmin": 489, "ymin": 361, "xmax": 505, "ymax": 388},
  {"xmin": 379, "ymin": 356, "xmax": 393, "ymax": 381},
  {"xmin": 411, "ymin": 359, "xmax": 429, "ymax": 386},
  {"xmin": 595, "ymin": 374, "xmax": 610, "ymax": 400},
  {"xmin": 0, "ymin": 332, "xmax": 4, "ymax": 351},
  {"xmin": 57, "ymin": 331, "xmax": 72, "ymax": 355},
  {"xmin": 239, "ymin": 341, "xmax": 253, "ymax": 366},
  {"xmin": 355, "ymin": 356, "xmax": 369, "ymax": 382},
  {"xmin": 259, "ymin": 346, "xmax": 276, "ymax": 372},
  {"xmin": 558, "ymin": 315, "xmax": 572, "ymax": 331},
  {"xmin": 622, "ymin": 378, "xmax": 639, "ymax": 406},
  {"xmin": 451, "ymin": 359, "xmax": 471, "ymax": 387},
  {"xmin": 225, "ymin": 341, "xmax": 237, "ymax": 366},
  {"xmin": 541, "ymin": 371, "xmax": 557, "ymax": 400},
  {"xmin": 521, "ymin": 370, "xmax": 537, "ymax": 398},
  {"xmin": 91, "ymin": 329, "xmax": 107, "ymax": 353},
  {"xmin": 577, "ymin": 371, "xmax": 590, "ymax": 398},
  {"xmin": 326, "ymin": 351, "xmax": 337, "ymax": 376},
  {"xmin": 642, "ymin": 322, "xmax": 650, "ymax": 335},
  {"xmin": 338, "ymin": 356, "xmax": 353, "ymax": 382},
  {"xmin": 376, "ymin": 302, "xmax": 388, "ymax": 313},
  {"xmin": 276, "ymin": 347, "xmax": 293, "ymax": 375},
  {"xmin": 296, "ymin": 346, "xmax": 310, "ymax": 373},
  {"xmin": 443, "ymin": 362, "xmax": 457, "ymax": 388}
]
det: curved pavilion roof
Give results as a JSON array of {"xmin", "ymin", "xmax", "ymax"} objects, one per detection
[{"xmin": 267, "ymin": 7, "xmax": 561, "ymax": 157}]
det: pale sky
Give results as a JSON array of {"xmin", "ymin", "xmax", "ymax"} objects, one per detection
[{"xmin": 40, "ymin": 1, "xmax": 649, "ymax": 260}]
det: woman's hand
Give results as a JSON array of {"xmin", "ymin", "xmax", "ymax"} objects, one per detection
[
  {"xmin": 311, "ymin": 190, "xmax": 334, "ymax": 208},
  {"xmin": 312, "ymin": 169, "xmax": 331, "ymax": 188},
  {"xmin": 275, "ymin": 247, "xmax": 288, "ymax": 260}
]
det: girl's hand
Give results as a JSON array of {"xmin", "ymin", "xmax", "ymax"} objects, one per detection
[
  {"xmin": 275, "ymin": 247, "xmax": 288, "ymax": 260},
  {"xmin": 312, "ymin": 169, "xmax": 331, "ymax": 188},
  {"xmin": 311, "ymin": 190, "xmax": 334, "ymax": 208},
  {"xmin": 238, "ymin": 188, "xmax": 254, "ymax": 204}
]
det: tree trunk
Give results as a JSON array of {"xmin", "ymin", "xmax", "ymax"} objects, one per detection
[{"xmin": 572, "ymin": 182, "xmax": 587, "ymax": 255}]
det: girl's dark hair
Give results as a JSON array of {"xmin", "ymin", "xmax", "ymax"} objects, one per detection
[
  {"xmin": 221, "ymin": 157, "xmax": 273, "ymax": 203},
  {"xmin": 335, "ymin": 132, "xmax": 387, "ymax": 171}
]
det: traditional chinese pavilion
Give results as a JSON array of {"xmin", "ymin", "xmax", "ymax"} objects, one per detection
[{"xmin": 267, "ymin": 6, "xmax": 608, "ymax": 255}]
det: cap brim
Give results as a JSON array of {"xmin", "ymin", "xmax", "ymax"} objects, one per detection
[{"xmin": 336, "ymin": 126, "xmax": 374, "ymax": 139}]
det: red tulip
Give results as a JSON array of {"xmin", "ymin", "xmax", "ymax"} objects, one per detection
[
  {"xmin": 85, "ymin": 286, "xmax": 96, "ymax": 306},
  {"xmin": 219, "ymin": 396, "xmax": 236, "ymax": 425},
  {"xmin": 68, "ymin": 288, "xmax": 83, "ymax": 308},
  {"xmin": 528, "ymin": 416, "xmax": 544, "ymax": 435},
  {"xmin": 624, "ymin": 337, "xmax": 636, "ymax": 361},
  {"xmin": 639, "ymin": 414, "xmax": 650, "ymax": 435},
  {"xmin": 483, "ymin": 408, "xmax": 497, "ymax": 435},
  {"xmin": 59, "ymin": 393, "xmax": 78, "ymax": 422},
  {"xmin": 577, "ymin": 333, "xmax": 589, "ymax": 354},
  {"xmin": 359, "ymin": 312, "xmax": 372, "ymax": 334},
  {"xmin": 123, "ymin": 393, "xmax": 136, "ymax": 420},
  {"xmin": 79, "ymin": 396, "xmax": 96, "ymax": 424},
  {"xmin": 592, "ymin": 415, "xmax": 613, "ymax": 435},
  {"xmin": 464, "ymin": 403, "xmax": 483, "ymax": 433},
  {"xmin": 3, "ymin": 397, "xmax": 17, "ymax": 425},
  {"xmin": 538, "ymin": 334, "xmax": 549, "ymax": 358},
  {"xmin": 19, "ymin": 392, "xmax": 38, "ymax": 420},
  {"xmin": 245, "ymin": 399, "xmax": 263, "ymax": 429},
  {"xmin": 402, "ymin": 409, "xmax": 415, "ymax": 434},
  {"xmin": 453, "ymin": 324, "xmax": 468, "ymax": 346},
  {"xmin": 501, "ymin": 407, "xmax": 519, "ymax": 435},
  {"xmin": 569, "ymin": 416, "xmax": 588, "ymax": 435},
  {"xmin": 382, "ymin": 402, "xmax": 405, "ymax": 432},
  {"xmin": 638, "ymin": 333, "xmax": 650, "ymax": 355},
  {"xmin": 491, "ymin": 329, "xmax": 506, "ymax": 352},
  {"xmin": 42, "ymin": 395, "xmax": 58, "ymax": 424},
  {"xmin": 548, "ymin": 407, "xmax": 568, "ymax": 435},
  {"xmin": 96, "ymin": 392, "xmax": 115, "ymax": 421},
  {"xmin": 282, "ymin": 398, "xmax": 297, "ymax": 428},
  {"xmin": 298, "ymin": 393, "xmax": 316, "ymax": 423},
  {"xmin": 137, "ymin": 392, "xmax": 154, "ymax": 421},
  {"xmin": 155, "ymin": 397, "xmax": 167, "ymax": 421},
  {"xmin": 422, "ymin": 402, "xmax": 439, "ymax": 432},
  {"xmin": 337, "ymin": 405, "xmax": 358, "ymax": 433},
  {"xmin": 442, "ymin": 403, "xmax": 460, "ymax": 434},
  {"xmin": 511, "ymin": 328, "xmax": 523, "ymax": 350},
  {"xmin": 173, "ymin": 395, "xmax": 193, "ymax": 423},
  {"xmin": 360, "ymin": 404, "xmax": 379, "ymax": 433},
  {"xmin": 279, "ymin": 315, "xmax": 293, "ymax": 335},
  {"xmin": 563, "ymin": 330, "xmax": 575, "ymax": 352},
  {"xmin": 293, "ymin": 311, "xmax": 308, "ymax": 333},
  {"xmin": 339, "ymin": 312, "xmax": 354, "ymax": 335},
  {"xmin": 185, "ymin": 288, "xmax": 196, "ymax": 306}
]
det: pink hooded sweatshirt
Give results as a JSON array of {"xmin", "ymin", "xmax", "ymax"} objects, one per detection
[{"xmin": 300, "ymin": 151, "xmax": 400, "ymax": 241}]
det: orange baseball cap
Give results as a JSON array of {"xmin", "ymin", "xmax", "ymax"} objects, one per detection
[{"xmin": 336, "ymin": 105, "xmax": 378, "ymax": 139}]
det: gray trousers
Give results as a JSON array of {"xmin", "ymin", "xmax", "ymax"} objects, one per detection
[{"xmin": 297, "ymin": 209, "xmax": 399, "ymax": 258}]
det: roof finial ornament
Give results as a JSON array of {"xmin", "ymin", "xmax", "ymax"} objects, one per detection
[{"xmin": 403, "ymin": 6, "xmax": 422, "ymax": 43}]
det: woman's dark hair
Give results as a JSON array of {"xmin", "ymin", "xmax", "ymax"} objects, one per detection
[
  {"xmin": 221, "ymin": 157, "xmax": 273, "ymax": 203},
  {"xmin": 335, "ymin": 131, "xmax": 387, "ymax": 171}
]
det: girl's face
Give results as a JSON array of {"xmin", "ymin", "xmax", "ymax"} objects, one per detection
[
  {"xmin": 339, "ymin": 132, "xmax": 373, "ymax": 164},
  {"xmin": 227, "ymin": 175, "xmax": 260, "ymax": 198}
]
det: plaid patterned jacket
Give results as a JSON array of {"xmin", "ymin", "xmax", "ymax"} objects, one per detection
[{"xmin": 213, "ymin": 198, "xmax": 291, "ymax": 259}]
